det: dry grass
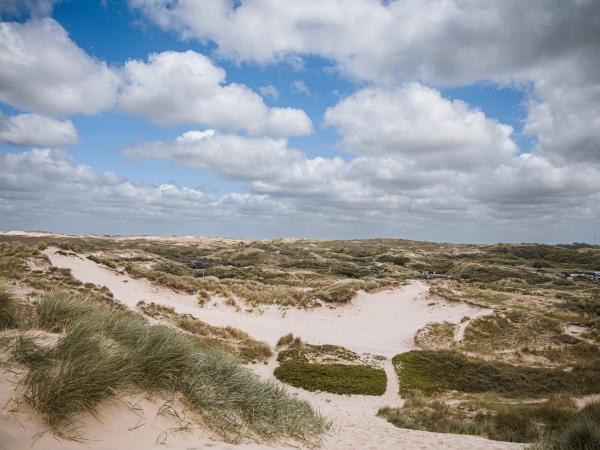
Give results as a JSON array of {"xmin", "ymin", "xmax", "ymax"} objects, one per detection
[{"xmin": 136, "ymin": 301, "xmax": 272, "ymax": 363}]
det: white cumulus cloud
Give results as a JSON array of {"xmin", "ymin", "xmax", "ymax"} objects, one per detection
[
  {"xmin": 0, "ymin": 18, "xmax": 120, "ymax": 116},
  {"xmin": 324, "ymin": 83, "xmax": 517, "ymax": 171},
  {"xmin": 0, "ymin": 111, "xmax": 78, "ymax": 146},
  {"xmin": 119, "ymin": 50, "xmax": 312, "ymax": 137}
]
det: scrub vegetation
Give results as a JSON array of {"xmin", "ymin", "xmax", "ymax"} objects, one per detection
[
  {"xmin": 393, "ymin": 350, "xmax": 599, "ymax": 397},
  {"xmin": 379, "ymin": 394, "xmax": 600, "ymax": 445},
  {"xmin": 274, "ymin": 342, "xmax": 387, "ymax": 395}
]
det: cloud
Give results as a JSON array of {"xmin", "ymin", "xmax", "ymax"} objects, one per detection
[
  {"xmin": 0, "ymin": 148, "xmax": 215, "ymax": 231},
  {"xmin": 2, "ymin": 144, "xmax": 599, "ymax": 241},
  {"xmin": 128, "ymin": 1, "xmax": 600, "ymax": 85},
  {"xmin": 324, "ymin": 83, "xmax": 517, "ymax": 171},
  {"xmin": 123, "ymin": 129, "xmax": 303, "ymax": 180},
  {"xmin": 0, "ymin": 18, "xmax": 120, "ymax": 116},
  {"xmin": 0, "ymin": 0, "xmax": 59, "ymax": 18},
  {"xmin": 0, "ymin": 112, "xmax": 78, "ymax": 146},
  {"xmin": 119, "ymin": 50, "xmax": 312, "ymax": 137},
  {"xmin": 291, "ymin": 80, "xmax": 309, "ymax": 95},
  {"xmin": 259, "ymin": 84, "xmax": 279, "ymax": 100},
  {"xmin": 524, "ymin": 56, "xmax": 600, "ymax": 164},
  {"xmin": 129, "ymin": 0, "xmax": 600, "ymax": 169}
]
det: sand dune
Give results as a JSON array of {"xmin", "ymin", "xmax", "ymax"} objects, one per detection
[{"xmin": 2, "ymin": 248, "xmax": 524, "ymax": 449}]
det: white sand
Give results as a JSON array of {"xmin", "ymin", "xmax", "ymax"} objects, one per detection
[{"xmin": 5, "ymin": 248, "xmax": 523, "ymax": 449}]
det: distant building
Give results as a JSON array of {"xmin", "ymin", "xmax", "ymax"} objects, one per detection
[{"xmin": 583, "ymin": 271, "xmax": 600, "ymax": 282}]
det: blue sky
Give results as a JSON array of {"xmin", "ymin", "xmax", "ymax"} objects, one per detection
[
  {"xmin": 2, "ymin": 0, "xmax": 363, "ymax": 190},
  {"xmin": 0, "ymin": 1, "xmax": 598, "ymax": 242},
  {"xmin": 5, "ymin": 0, "xmax": 530, "ymax": 186}
]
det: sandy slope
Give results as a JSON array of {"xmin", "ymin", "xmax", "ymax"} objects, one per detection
[
  {"xmin": 0, "ymin": 372, "xmax": 273, "ymax": 450},
  {"xmin": 0, "ymin": 248, "xmax": 524, "ymax": 449}
]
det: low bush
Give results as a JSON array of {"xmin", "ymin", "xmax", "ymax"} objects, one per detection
[
  {"xmin": 274, "ymin": 361, "xmax": 386, "ymax": 395},
  {"xmin": 531, "ymin": 403, "xmax": 600, "ymax": 449},
  {"xmin": 315, "ymin": 283, "xmax": 359, "ymax": 303},
  {"xmin": 277, "ymin": 333, "xmax": 295, "ymax": 347}
]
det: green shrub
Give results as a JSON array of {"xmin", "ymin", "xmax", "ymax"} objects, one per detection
[
  {"xmin": 274, "ymin": 362, "xmax": 386, "ymax": 395},
  {"xmin": 379, "ymin": 396, "xmax": 583, "ymax": 443}
]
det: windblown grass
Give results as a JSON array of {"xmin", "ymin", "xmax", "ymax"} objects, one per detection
[
  {"xmin": 136, "ymin": 301, "xmax": 272, "ymax": 362},
  {"xmin": 17, "ymin": 290, "xmax": 328, "ymax": 443},
  {"xmin": 531, "ymin": 403, "xmax": 600, "ymax": 449},
  {"xmin": 0, "ymin": 283, "xmax": 22, "ymax": 328}
]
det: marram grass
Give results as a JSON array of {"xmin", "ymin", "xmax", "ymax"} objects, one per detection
[{"xmin": 16, "ymin": 290, "xmax": 328, "ymax": 443}]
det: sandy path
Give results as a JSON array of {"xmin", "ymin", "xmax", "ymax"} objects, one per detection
[
  {"xmin": 454, "ymin": 319, "xmax": 471, "ymax": 342},
  {"xmin": 34, "ymin": 248, "xmax": 524, "ymax": 450}
]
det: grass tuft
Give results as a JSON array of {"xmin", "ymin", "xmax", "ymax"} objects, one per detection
[
  {"xmin": 0, "ymin": 283, "xmax": 22, "ymax": 328},
  {"xmin": 531, "ymin": 402, "xmax": 600, "ymax": 449},
  {"xmin": 18, "ymin": 290, "xmax": 328, "ymax": 443}
]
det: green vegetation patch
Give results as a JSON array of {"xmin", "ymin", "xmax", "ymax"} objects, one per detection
[
  {"xmin": 462, "ymin": 310, "xmax": 565, "ymax": 353},
  {"xmin": 274, "ymin": 343, "xmax": 386, "ymax": 395},
  {"xmin": 274, "ymin": 362, "xmax": 386, "ymax": 395},
  {"xmin": 393, "ymin": 350, "xmax": 599, "ymax": 397},
  {"xmin": 379, "ymin": 394, "xmax": 600, "ymax": 445},
  {"xmin": 531, "ymin": 403, "xmax": 600, "ymax": 449}
]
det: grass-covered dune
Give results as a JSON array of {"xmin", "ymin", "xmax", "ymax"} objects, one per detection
[
  {"xmin": 6, "ymin": 289, "xmax": 329, "ymax": 444},
  {"xmin": 393, "ymin": 350, "xmax": 599, "ymax": 397},
  {"xmin": 379, "ymin": 395, "xmax": 600, "ymax": 445}
]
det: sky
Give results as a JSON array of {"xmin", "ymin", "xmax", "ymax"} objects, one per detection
[{"xmin": 0, "ymin": 0, "xmax": 599, "ymax": 243}]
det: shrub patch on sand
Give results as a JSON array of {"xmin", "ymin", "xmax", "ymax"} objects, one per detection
[
  {"xmin": 274, "ymin": 362, "xmax": 386, "ymax": 395},
  {"xmin": 274, "ymin": 343, "xmax": 386, "ymax": 395},
  {"xmin": 393, "ymin": 350, "xmax": 600, "ymax": 397}
]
